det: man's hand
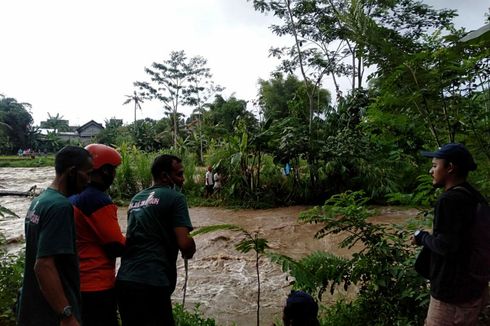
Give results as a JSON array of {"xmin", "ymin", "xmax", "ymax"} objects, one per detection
[{"xmin": 175, "ymin": 227, "xmax": 196, "ymax": 259}]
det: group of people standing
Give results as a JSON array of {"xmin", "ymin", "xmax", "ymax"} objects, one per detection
[
  {"xmin": 16, "ymin": 144, "xmax": 195, "ymax": 326},
  {"xmin": 12, "ymin": 142, "xmax": 490, "ymax": 325},
  {"xmin": 204, "ymin": 166, "xmax": 221, "ymax": 198}
]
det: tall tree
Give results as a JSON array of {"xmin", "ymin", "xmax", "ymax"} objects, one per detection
[
  {"xmin": 185, "ymin": 56, "xmax": 224, "ymax": 163},
  {"xmin": 123, "ymin": 91, "xmax": 144, "ymax": 124},
  {"xmin": 135, "ymin": 50, "xmax": 218, "ymax": 147},
  {"xmin": 0, "ymin": 95, "xmax": 34, "ymax": 153}
]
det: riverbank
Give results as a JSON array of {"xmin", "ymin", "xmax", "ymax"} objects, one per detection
[{"xmin": 0, "ymin": 155, "xmax": 54, "ymax": 168}]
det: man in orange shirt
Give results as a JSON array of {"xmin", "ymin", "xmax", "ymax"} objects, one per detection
[{"xmin": 70, "ymin": 144, "xmax": 125, "ymax": 326}]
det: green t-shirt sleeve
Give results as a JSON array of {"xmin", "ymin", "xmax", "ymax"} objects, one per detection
[
  {"xmin": 37, "ymin": 202, "xmax": 76, "ymax": 258},
  {"xmin": 172, "ymin": 194, "xmax": 193, "ymax": 230}
]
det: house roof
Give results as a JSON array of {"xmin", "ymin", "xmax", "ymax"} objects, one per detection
[
  {"xmin": 76, "ymin": 120, "xmax": 104, "ymax": 132},
  {"xmin": 460, "ymin": 23, "xmax": 490, "ymax": 43}
]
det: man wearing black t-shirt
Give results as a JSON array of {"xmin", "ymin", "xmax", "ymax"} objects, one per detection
[{"xmin": 413, "ymin": 143, "xmax": 488, "ymax": 325}]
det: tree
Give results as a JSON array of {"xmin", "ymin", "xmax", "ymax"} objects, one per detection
[
  {"xmin": 40, "ymin": 112, "xmax": 70, "ymax": 132},
  {"xmin": 186, "ymin": 64, "xmax": 224, "ymax": 164},
  {"xmin": 0, "ymin": 95, "xmax": 34, "ymax": 153},
  {"xmin": 123, "ymin": 91, "xmax": 144, "ymax": 124},
  {"xmin": 258, "ymin": 72, "xmax": 330, "ymax": 122},
  {"xmin": 201, "ymin": 95, "xmax": 257, "ymax": 140},
  {"xmin": 95, "ymin": 118, "xmax": 130, "ymax": 146},
  {"xmin": 248, "ymin": 0, "xmax": 464, "ymax": 197},
  {"xmin": 135, "ymin": 50, "xmax": 218, "ymax": 147}
]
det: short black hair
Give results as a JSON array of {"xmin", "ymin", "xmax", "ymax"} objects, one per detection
[
  {"xmin": 283, "ymin": 291, "xmax": 319, "ymax": 326},
  {"xmin": 151, "ymin": 154, "xmax": 182, "ymax": 179},
  {"xmin": 442, "ymin": 158, "xmax": 470, "ymax": 178},
  {"xmin": 55, "ymin": 146, "xmax": 92, "ymax": 175}
]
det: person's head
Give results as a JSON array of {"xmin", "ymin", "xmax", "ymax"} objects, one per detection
[
  {"xmin": 151, "ymin": 154, "xmax": 184, "ymax": 188},
  {"xmin": 207, "ymin": 166, "xmax": 212, "ymax": 172},
  {"xmin": 421, "ymin": 143, "xmax": 477, "ymax": 188},
  {"xmin": 84, "ymin": 144, "xmax": 121, "ymax": 190},
  {"xmin": 282, "ymin": 290, "xmax": 319, "ymax": 326},
  {"xmin": 55, "ymin": 146, "xmax": 93, "ymax": 196}
]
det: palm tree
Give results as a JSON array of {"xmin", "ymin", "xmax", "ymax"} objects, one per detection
[
  {"xmin": 43, "ymin": 113, "xmax": 70, "ymax": 132},
  {"xmin": 123, "ymin": 91, "xmax": 144, "ymax": 124}
]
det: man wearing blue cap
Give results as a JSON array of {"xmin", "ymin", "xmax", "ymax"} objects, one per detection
[{"xmin": 413, "ymin": 143, "xmax": 488, "ymax": 325}]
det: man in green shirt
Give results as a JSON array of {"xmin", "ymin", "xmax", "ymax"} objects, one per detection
[
  {"xmin": 117, "ymin": 154, "xmax": 196, "ymax": 326},
  {"xmin": 17, "ymin": 146, "xmax": 93, "ymax": 326}
]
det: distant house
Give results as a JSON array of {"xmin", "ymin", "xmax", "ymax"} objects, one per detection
[
  {"xmin": 76, "ymin": 120, "xmax": 105, "ymax": 144},
  {"xmin": 39, "ymin": 120, "xmax": 105, "ymax": 145}
]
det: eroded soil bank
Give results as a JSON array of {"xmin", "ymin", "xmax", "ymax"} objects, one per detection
[{"xmin": 0, "ymin": 167, "xmax": 419, "ymax": 325}]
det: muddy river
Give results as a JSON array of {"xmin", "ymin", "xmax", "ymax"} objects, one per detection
[{"xmin": 0, "ymin": 167, "xmax": 419, "ymax": 325}]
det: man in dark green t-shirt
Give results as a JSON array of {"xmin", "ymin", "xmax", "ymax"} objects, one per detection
[
  {"xmin": 116, "ymin": 154, "xmax": 196, "ymax": 326},
  {"xmin": 17, "ymin": 146, "xmax": 93, "ymax": 326}
]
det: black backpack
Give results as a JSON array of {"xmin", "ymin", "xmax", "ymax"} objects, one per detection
[{"xmin": 454, "ymin": 186, "xmax": 490, "ymax": 283}]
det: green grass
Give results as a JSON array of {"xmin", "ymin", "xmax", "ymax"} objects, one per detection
[{"xmin": 0, "ymin": 156, "xmax": 54, "ymax": 168}]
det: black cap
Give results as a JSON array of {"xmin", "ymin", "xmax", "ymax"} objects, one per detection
[{"xmin": 421, "ymin": 143, "xmax": 477, "ymax": 171}]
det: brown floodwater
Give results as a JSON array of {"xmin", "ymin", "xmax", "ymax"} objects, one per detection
[{"xmin": 0, "ymin": 167, "xmax": 419, "ymax": 325}]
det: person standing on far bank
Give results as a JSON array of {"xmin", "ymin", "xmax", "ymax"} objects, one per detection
[
  {"xmin": 413, "ymin": 143, "xmax": 488, "ymax": 325},
  {"xmin": 17, "ymin": 146, "xmax": 93, "ymax": 326},
  {"xmin": 69, "ymin": 144, "xmax": 125, "ymax": 326},
  {"xmin": 116, "ymin": 154, "xmax": 196, "ymax": 326},
  {"xmin": 205, "ymin": 165, "xmax": 214, "ymax": 198}
]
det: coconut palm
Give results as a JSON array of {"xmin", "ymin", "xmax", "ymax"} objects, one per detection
[{"xmin": 123, "ymin": 91, "xmax": 144, "ymax": 124}]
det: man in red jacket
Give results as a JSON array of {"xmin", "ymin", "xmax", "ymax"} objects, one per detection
[{"xmin": 70, "ymin": 144, "xmax": 125, "ymax": 326}]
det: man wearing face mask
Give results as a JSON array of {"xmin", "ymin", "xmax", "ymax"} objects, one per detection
[
  {"xmin": 116, "ymin": 154, "xmax": 196, "ymax": 326},
  {"xmin": 17, "ymin": 146, "xmax": 93, "ymax": 326},
  {"xmin": 69, "ymin": 144, "xmax": 125, "ymax": 326}
]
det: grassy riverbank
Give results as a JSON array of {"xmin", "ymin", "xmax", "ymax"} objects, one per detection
[{"xmin": 0, "ymin": 156, "xmax": 54, "ymax": 168}]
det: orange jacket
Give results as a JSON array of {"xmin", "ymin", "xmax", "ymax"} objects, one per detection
[{"xmin": 70, "ymin": 186, "xmax": 125, "ymax": 292}]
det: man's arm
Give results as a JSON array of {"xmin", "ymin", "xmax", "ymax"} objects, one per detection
[
  {"xmin": 34, "ymin": 256, "xmax": 79, "ymax": 326},
  {"xmin": 414, "ymin": 196, "xmax": 468, "ymax": 255},
  {"xmin": 174, "ymin": 227, "xmax": 196, "ymax": 259}
]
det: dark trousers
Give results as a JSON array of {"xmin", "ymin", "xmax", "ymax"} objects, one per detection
[
  {"xmin": 81, "ymin": 288, "xmax": 119, "ymax": 326},
  {"xmin": 116, "ymin": 280, "xmax": 175, "ymax": 326}
]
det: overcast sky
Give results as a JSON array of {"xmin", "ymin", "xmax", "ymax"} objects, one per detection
[{"xmin": 1, "ymin": 0, "xmax": 488, "ymax": 126}]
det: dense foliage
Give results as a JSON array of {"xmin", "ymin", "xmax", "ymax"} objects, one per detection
[{"xmin": 0, "ymin": 95, "xmax": 35, "ymax": 154}]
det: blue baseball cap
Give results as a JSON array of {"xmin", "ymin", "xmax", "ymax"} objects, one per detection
[{"xmin": 421, "ymin": 143, "xmax": 477, "ymax": 171}]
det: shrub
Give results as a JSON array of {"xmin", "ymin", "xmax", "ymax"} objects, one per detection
[
  {"xmin": 0, "ymin": 235, "xmax": 24, "ymax": 326},
  {"xmin": 173, "ymin": 304, "xmax": 216, "ymax": 326}
]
